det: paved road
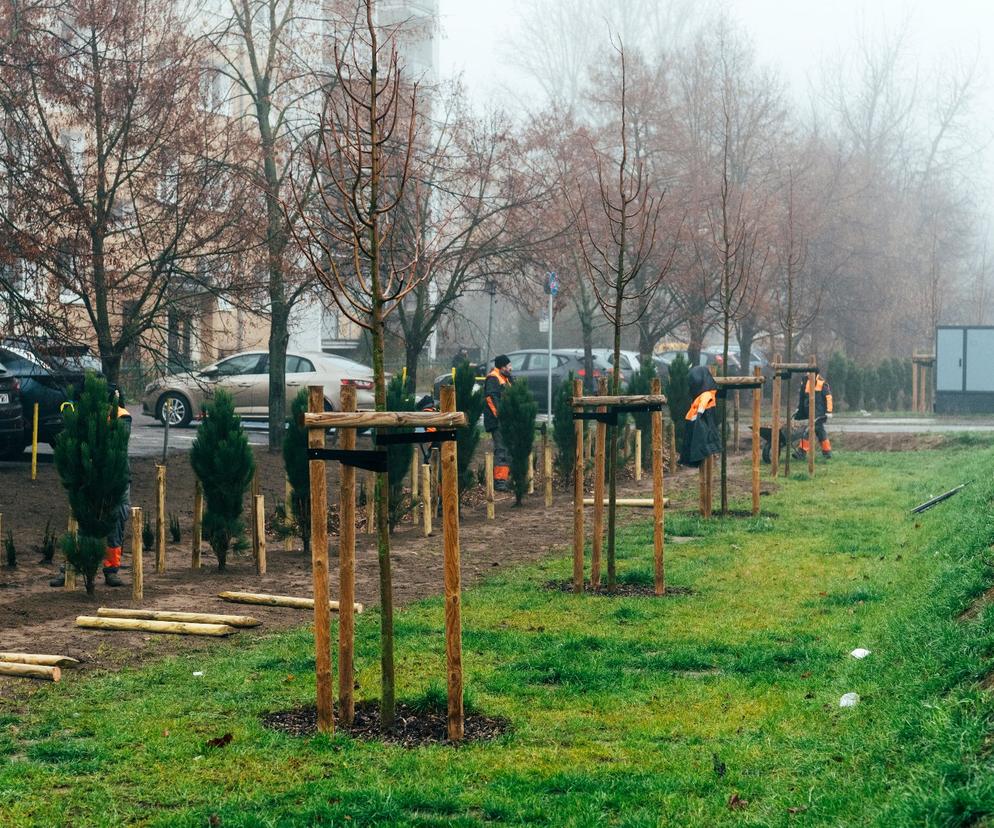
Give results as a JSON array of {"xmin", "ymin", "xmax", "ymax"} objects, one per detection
[{"xmin": 830, "ymin": 416, "xmax": 994, "ymax": 433}]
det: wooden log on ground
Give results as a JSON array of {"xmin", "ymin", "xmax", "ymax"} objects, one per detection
[
  {"xmin": 217, "ymin": 591, "xmax": 364, "ymax": 612},
  {"xmin": 131, "ymin": 507, "xmax": 143, "ymax": 604},
  {"xmin": 95, "ymin": 607, "xmax": 261, "ymax": 628},
  {"xmin": 308, "ymin": 385, "xmax": 334, "ymax": 734},
  {"xmin": 572, "ymin": 378, "xmax": 584, "ymax": 594},
  {"xmin": 440, "ymin": 385, "xmax": 464, "ymax": 741},
  {"xmin": 76, "ymin": 616, "xmax": 235, "ymax": 636},
  {"xmin": 0, "ymin": 653, "xmax": 79, "ymax": 667},
  {"xmin": 338, "ymin": 383, "xmax": 357, "ymax": 726},
  {"xmin": 155, "ymin": 465, "xmax": 166, "ymax": 573},
  {"xmin": 0, "ymin": 661, "xmax": 60, "ymax": 681},
  {"xmin": 572, "ymin": 393, "xmax": 668, "ymax": 408},
  {"xmin": 304, "ymin": 411, "xmax": 467, "ymax": 429},
  {"xmin": 583, "ymin": 497, "xmax": 670, "ymax": 507}
]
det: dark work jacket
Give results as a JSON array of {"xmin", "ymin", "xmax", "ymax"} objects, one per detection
[
  {"xmin": 679, "ymin": 366, "xmax": 722, "ymax": 467},
  {"xmin": 483, "ymin": 368, "xmax": 511, "ymax": 433},
  {"xmin": 795, "ymin": 375, "xmax": 833, "ymax": 419}
]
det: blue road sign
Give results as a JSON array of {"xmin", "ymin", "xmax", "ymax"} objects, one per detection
[{"xmin": 545, "ymin": 271, "xmax": 559, "ymax": 296}]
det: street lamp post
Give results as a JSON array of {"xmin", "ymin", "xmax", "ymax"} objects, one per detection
[{"xmin": 485, "ymin": 279, "xmax": 497, "ymax": 362}]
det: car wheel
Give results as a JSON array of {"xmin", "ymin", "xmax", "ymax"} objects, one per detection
[{"xmin": 157, "ymin": 392, "xmax": 193, "ymax": 427}]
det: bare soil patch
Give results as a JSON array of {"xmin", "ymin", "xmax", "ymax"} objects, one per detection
[{"xmin": 261, "ymin": 701, "xmax": 511, "ymax": 747}]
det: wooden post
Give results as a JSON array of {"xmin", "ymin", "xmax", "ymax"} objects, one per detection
[
  {"xmin": 572, "ymin": 378, "xmax": 584, "ymax": 593},
  {"xmin": 410, "ymin": 449, "xmax": 419, "ymax": 499},
  {"xmin": 669, "ymin": 419, "xmax": 677, "ymax": 474},
  {"xmin": 31, "ymin": 402, "xmax": 38, "ymax": 481},
  {"xmin": 911, "ymin": 356, "xmax": 919, "ymax": 413},
  {"xmin": 591, "ymin": 377, "xmax": 608, "ymax": 590},
  {"xmin": 634, "ymin": 430, "xmax": 642, "ymax": 481},
  {"xmin": 192, "ymin": 480, "xmax": 202, "ymax": 569},
  {"xmin": 254, "ymin": 495, "xmax": 266, "ymax": 575},
  {"xmin": 752, "ymin": 366, "xmax": 761, "ymax": 516},
  {"xmin": 131, "ymin": 507, "xmax": 143, "ymax": 604},
  {"xmin": 365, "ymin": 472, "xmax": 376, "ymax": 535},
  {"xmin": 250, "ymin": 468, "xmax": 260, "ymax": 560},
  {"xmin": 440, "ymin": 385, "xmax": 464, "ymax": 741},
  {"xmin": 544, "ymin": 441, "xmax": 553, "ymax": 508},
  {"xmin": 65, "ymin": 516, "xmax": 77, "ymax": 591},
  {"xmin": 422, "ymin": 463, "xmax": 433, "ymax": 533},
  {"xmin": 584, "ymin": 421, "xmax": 592, "ymax": 464},
  {"xmin": 307, "ymin": 385, "xmax": 333, "ymax": 734},
  {"xmin": 807, "ymin": 359, "xmax": 816, "ymax": 477},
  {"xmin": 527, "ymin": 451, "xmax": 534, "ymax": 495},
  {"xmin": 651, "ymin": 379, "xmax": 665, "ymax": 596},
  {"xmin": 285, "ymin": 477, "xmax": 293, "ymax": 552},
  {"xmin": 770, "ymin": 355, "xmax": 781, "ymax": 478},
  {"xmin": 338, "ymin": 383, "xmax": 357, "ymax": 725},
  {"xmin": 698, "ymin": 463, "xmax": 707, "ymax": 517},
  {"xmin": 431, "ymin": 446, "xmax": 441, "ymax": 519},
  {"xmin": 484, "ymin": 452, "xmax": 495, "ymax": 520},
  {"xmin": 703, "ymin": 454, "xmax": 714, "ymax": 518},
  {"xmin": 155, "ymin": 465, "xmax": 166, "ymax": 574},
  {"xmin": 732, "ymin": 391, "xmax": 740, "ymax": 453}
]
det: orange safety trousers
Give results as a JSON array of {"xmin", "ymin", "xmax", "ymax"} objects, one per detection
[{"xmin": 103, "ymin": 546, "xmax": 122, "ymax": 568}]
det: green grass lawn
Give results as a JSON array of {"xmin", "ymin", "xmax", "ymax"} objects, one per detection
[{"xmin": 4, "ymin": 445, "xmax": 994, "ymax": 826}]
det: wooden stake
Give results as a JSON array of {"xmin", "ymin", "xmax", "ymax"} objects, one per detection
[
  {"xmin": 131, "ymin": 507, "xmax": 143, "ymax": 604},
  {"xmin": 544, "ymin": 441, "xmax": 553, "ymax": 508},
  {"xmin": 431, "ymin": 446, "xmax": 441, "ymax": 519},
  {"xmin": 527, "ymin": 451, "xmax": 534, "ymax": 494},
  {"xmin": 422, "ymin": 463, "xmax": 433, "ymax": 533},
  {"xmin": 651, "ymin": 378, "xmax": 665, "ymax": 596},
  {"xmin": 732, "ymin": 390, "xmax": 740, "ymax": 453},
  {"xmin": 411, "ymin": 449, "xmax": 419, "ymax": 498},
  {"xmin": 703, "ymin": 454, "xmax": 714, "ymax": 518},
  {"xmin": 0, "ymin": 662, "xmax": 59, "ymax": 682},
  {"xmin": 591, "ymin": 377, "xmax": 607, "ymax": 590},
  {"xmin": 440, "ymin": 385, "xmax": 464, "ymax": 741},
  {"xmin": 484, "ymin": 452, "xmax": 495, "ymax": 520},
  {"xmin": 307, "ymin": 385, "xmax": 334, "ymax": 734},
  {"xmin": 365, "ymin": 472, "xmax": 376, "ymax": 535},
  {"xmin": 251, "ymin": 468, "xmax": 260, "ymax": 559},
  {"xmin": 76, "ymin": 616, "xmax": 235, "ymax": 637},
  {"xmin": 808, "ymin": 359, "xmax": 816, "ymax": 477},
  {"xmin": 285, "ymin": 476, "xmax": 293, "ymax": 552},
  {"xmin": 65, "ymin": 516, "xmax": 77, "ymax": 592},
  {"xmin": 669, "ymin": 419, "xmax": 677, "ymax": 474},
  {"xmin": 218, "ymin": 591, "xmax": 363, "ymax": 612},
  {"xmin": 770, "ymin": 355, "xmax": 781, "ymax": 478},
  {"xmin": 254, "ymin": 494, "xmax": 266, "ymax": 575},
  {"xmin": 192, "ymin": 480, "xmax": 203, "ymax": 569},
  {"xmin": 752, "ymin": 366, "xmax": 761, "ymax": 515},
  {"xmin": 96, "ymin": 608, "xmax": 261, "ymax": 627},
  {"xmin": 338, "ymin": 383, "xmax": 357, "ymax": 725},
  {"xmin": 31, "ymin": 402, "xmax": 38, "ymax": 481},
  {"xmin": 634, "ymin": 429, "xmax": 642, "ymax": 481},
  {"xmin": 0, "ymin": 653, "xmax": 78, "ymax": 667},
  {"xmin": 572, "ymin": 378, "xmax": 584, "ymax": 593},
  {"xmin": 155, "ymin": 465, "xmax": 166, "ymax": 574}
]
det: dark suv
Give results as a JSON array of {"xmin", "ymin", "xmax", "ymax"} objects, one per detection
[
  {"xmin": 433, "ymin": 349, "xmax": 608, "ymax": 414},
  {"xmin": 0, "ymin": 360, "xmax": 25, "ymax": 459},
  {"xmin": 0, "ymin": 339, "xmax": 102, "ymax": 450}
]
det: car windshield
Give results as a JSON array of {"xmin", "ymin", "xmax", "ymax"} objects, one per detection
[{"xmin": 215, "ymin": 354, "xmax": 263, "ymax": 376}]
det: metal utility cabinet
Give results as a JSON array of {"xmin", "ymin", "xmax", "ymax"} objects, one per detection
[{"xmin": 935, "ymin": 325, "xmax": 994, "ymax": 413}]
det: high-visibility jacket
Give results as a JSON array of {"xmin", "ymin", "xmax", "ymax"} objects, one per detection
[
  {"xmin": 483, "ymin": 368, "xmax": 511, "ymax": 432},
  {"xmin": 685, "ymin": 390, "xmax": 717, "ymax": 421},
  {"xmin": 796, "ymin": 375, "xmax": 833, "ymax": 419}
]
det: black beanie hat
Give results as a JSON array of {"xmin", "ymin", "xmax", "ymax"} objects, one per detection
[{"xmin": 494, "ymin": 354, "xmax": 510, "ymax": 368}]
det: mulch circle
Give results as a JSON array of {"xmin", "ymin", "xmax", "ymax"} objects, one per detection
[
  {"xmin": 543, "ymin": 579, "xmax": 694, "ymax": 598},
  {"xmin": 261, "ymin": 701, "xmax": 511, "ymax": 748}
]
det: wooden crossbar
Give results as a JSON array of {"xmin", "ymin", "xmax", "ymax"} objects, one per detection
[
  {"xmin": 911, "ymin": 354, "xmax": 935, "ymax": 365},
  {"xmin": 714, "ymin": 376, "xmax": 764, "ymax": 388},
  {"xmin": 304, "ymin": 411, "xmax": 468, "ymax": 429},
  {"xmin": 572, "ymin": 394, "xmax": 667, "ymax": 408}
]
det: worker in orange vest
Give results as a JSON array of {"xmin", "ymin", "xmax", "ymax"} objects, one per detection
[
  {"xmin": 483, "ymin": 355, "xmax": 513, "ymax": 491},
  {"xmin": 794, "ymin": 372, "xmax": 834, "ymax": 459}
]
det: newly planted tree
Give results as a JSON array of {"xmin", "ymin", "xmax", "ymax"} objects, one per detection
[
  {"xmin": 499, "ymin": 382, "xmax": 538, "ymax": 506},
  {"xmin": 190, "ymin": 390, "xmax": 255, "ymax": 570},
  {"xmin": 54, "ymin": 374, "xmax": 129, "ymax": 595}
]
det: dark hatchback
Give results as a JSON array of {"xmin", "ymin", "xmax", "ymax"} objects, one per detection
[
  {"xmin": 0, "ymin": 360, "xmax": 25, "ymax": 459},
  {"xmin": 0, "ymin": 340, "xmax": 102, "ymax": 451}
]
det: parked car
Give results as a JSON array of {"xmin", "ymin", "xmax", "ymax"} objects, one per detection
[
  {"xmin": 0, "ymin": 360, "xmax": 25, "ymax": 460},
  {"xmin": 0, "ymin": 339, "xmax": 100, "ymax": 448},
  {"xmin": 434, "ymin": 349, "xmax": 610, "ymax": 414},
  {"xmin": 590, "ymin": 348, "xmax": 644, "ymax": 387},
  {"xmin": 141, "ymin": 350, "xmax": 376, "ymax": 426}
]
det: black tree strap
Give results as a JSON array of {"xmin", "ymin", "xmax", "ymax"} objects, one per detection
[
  {"xmin": 573, "ymin": 403, "xmax": 664, "ymax": 426},
  {"xmin": 307, "ymin": 448, "xmax": 389, "ymax": 473},
  {"xmin": 374, "ymin": 430, "xmax": 457, "ymax": 446}
]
